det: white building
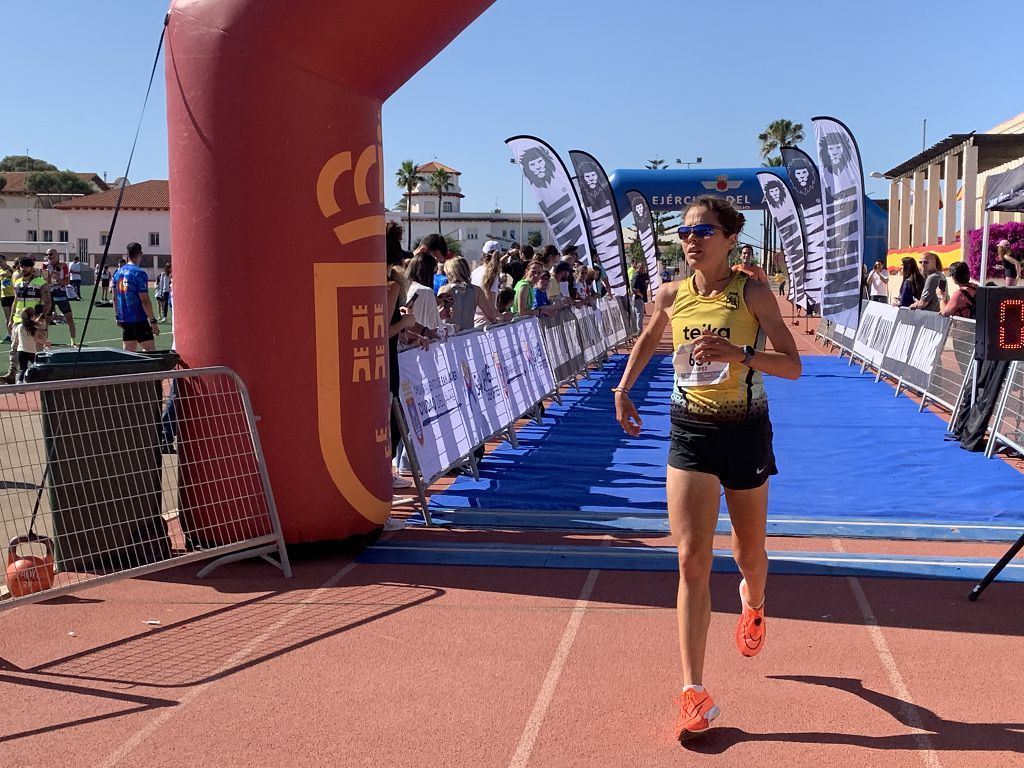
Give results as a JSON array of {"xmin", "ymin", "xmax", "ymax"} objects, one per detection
[
  {"xmin": 390, "ymin": 161, "xmax": 552, "ymax": 257},
  {"xmin": 0, "ymin": 171, "xmax": 107, "ymax": 260},
  {"xmin": 54, "ymin": 180, "xmax": 172, "ymax": 277},
  {"xmin": 0, "ymin": 174, "xmax": 171, "ymax": 278}
]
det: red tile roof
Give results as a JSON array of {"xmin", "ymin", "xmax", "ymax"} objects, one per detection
[
  {"xmin": 416, "ymin": 161, "xmax": 460, "ymax": 175},
  {"xmin": 0, "ymin": 171, "xmax": 107, "ymax": 195},
  {"xmin": 54, "ymin": 180, "xmax": 169, "ymax": 210}
]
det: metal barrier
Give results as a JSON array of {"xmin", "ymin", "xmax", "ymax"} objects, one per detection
[
  {"xmin": 985, "ymin": 361, "xmax": 1024, "ymax": 458},
  {"xmin": 0, "ymin": 367, "xmax": 291, "ymax": 611},
  {"xmin": 395, "ymin": 302, "xmax": 631, "ymax": 525},
  {"xmin": 921, "ymin": 318, "xmax": 976, "ymax": 413},
  {"xmin": 816, "ymin": 318, "xmax": 836, "ymax": 348}
]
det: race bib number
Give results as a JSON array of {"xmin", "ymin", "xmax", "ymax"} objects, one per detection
[{"xmin": 672, "ymin": 342, "xmax": 729, "ymax": 387}]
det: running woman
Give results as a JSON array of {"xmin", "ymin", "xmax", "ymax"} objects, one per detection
[{"xmin": 612, "ymin": 196, "xmax": 801, "ymax": 741}]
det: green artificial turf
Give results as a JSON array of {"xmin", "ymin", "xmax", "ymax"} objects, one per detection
[{"xmin": 1, "ymin": 294, "xmax": 174, "ymax": 353}]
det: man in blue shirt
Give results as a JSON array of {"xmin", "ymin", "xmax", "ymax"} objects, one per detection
[{"xmin": 112, "ymin": 242, "xmax": 160, "ymax": 351}]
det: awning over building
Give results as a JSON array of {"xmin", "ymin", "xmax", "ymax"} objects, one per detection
[{"xmin": 883, "ymin": 133, "xmax": 1024, "ymax": 178}]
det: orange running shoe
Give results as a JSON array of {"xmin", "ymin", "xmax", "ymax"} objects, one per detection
[
  {"xmin": 675, "ymin": 685, "xmax": 720, "ymax": 741},
  {"xmin": 735, "ymin": 579, "xmax": 765, "ymax": 657}
]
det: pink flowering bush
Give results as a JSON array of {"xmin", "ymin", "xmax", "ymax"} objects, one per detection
[{"xmin": 966, "ymin": 221, "xmax": 1024, "ymax": 280}]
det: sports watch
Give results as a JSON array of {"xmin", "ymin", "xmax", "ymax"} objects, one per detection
[{"xmin": 741, "ymin": 345, "xmax": 756, "ymax": 367}]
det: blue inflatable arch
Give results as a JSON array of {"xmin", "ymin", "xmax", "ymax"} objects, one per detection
[{"xmin": 608, "ymin": 166, "xmax": 887, "ymax": 266}]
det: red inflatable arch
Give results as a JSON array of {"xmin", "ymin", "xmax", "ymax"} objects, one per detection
[{"xmin": 166, "ymin": 0, "xmax": 493, "ymax": 543}]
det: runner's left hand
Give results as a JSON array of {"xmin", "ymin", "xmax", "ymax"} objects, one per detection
[{"xmin": 692, "ymin": 330, "xmax": 742, "ymax": 364}]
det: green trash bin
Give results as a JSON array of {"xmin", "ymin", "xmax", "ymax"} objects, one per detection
[{"xmin": 28, "ymin": 348, "xmax": 180, "ymax": 574}]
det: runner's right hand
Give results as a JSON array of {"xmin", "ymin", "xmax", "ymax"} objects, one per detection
[{"xmin": 615, "ymin": 392, "xmax": 642, "ymax": 437}]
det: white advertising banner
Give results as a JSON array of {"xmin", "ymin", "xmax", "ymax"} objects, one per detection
[
  {"xmin": 600, "ymin": 296, "xmax": 627, "ymax": 347},
  {"xmin": 561, "ymin": 309, "xmax": 584, "ymax": 363},
  {"xmin": 573, "ymin": 305, "xmax": 604, "ymax": 363},
  {"xmin": 485, "ymin": 320, "xmax": 555, "ymax": 419},
  {"xmin": 446, "ymin": 331, "xmax": 512, "ymax": 446},
  {"xmin": 396, "ymin": 343, "xmax": 475, "ymax": 483},
  {"xmin": 852, "ymin": 301, "xmax": 898, "ymax": 368}
]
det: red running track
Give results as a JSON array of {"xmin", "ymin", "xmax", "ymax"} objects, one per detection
[{"xmin": 2, "ymin": 295, "xmax": 1023, "ymax": 766}]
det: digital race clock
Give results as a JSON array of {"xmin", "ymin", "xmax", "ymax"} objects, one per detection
[{"xmin": 975, "ymin": 286, "xmax": 1024, "ymax": 361}]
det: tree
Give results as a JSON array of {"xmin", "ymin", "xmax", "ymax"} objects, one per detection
[
  {"xmin": 0, "ymin": 155, "xmax": 58, "ymax": 172},
  {"xmin": 660, "ymin": 242, "xmax": 682, "ymax": 268},
  {"xmin": 428, "ymin": 167, "xmax": 452, "ymax": 234},
  {"xmin": 395, "ymin": 160, "xmax": 423, "ymax": 250},
  {"xmin": 527, "ymin": 231, "xmax": 543, "ymax": 248},
  {"xmin": 393, "ymin": 196, "xmax": 408, "ymax": 212},
  {"xmin": 443, "ymin": 237, "xmax": 463, "ymax": 257},
  {"xmin": 0, "ymin": 175, "xmax": 5, "ymax": 192},
  {"xmin": 644, "ymin": 158, "xmax": 678, "ymax": 246},
  {"xmin": 24, "ymin": 170, "xmax": 96, "ymax": 195},
  {"xmin": 757, "ymin": 119, "xmax": 804, "ymax": 165}
]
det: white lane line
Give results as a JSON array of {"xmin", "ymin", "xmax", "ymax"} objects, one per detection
[
  {"xmin": 832, "ymin": 539, "xmax": 943, "ymax": 768},
  {"xmin": 508, "ymin": 567, "xmax": 600, "ymax": 768},
  {"xmin": 98, "ymin": 560, "xmax": 361, "ymax": 768}
]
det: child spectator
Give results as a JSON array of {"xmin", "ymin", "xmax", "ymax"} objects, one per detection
[
  {"xmin": 15, "ymin": 307, "xmax": 45, "ymax": 382},
  {"xmin": 496, "ymin": 288, "xmax": 515, "ymax": 314}
]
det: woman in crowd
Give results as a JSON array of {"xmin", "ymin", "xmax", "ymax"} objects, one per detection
[
  {"xmin": 895, "ymin": 256, "xmax": 924, "ymax": 307},
  {"xmin": 612, "ymin": 196, "xmax": 801, "ymax": 742},
  {"xmin": 511, "ymin": 260, "xmax": 542, "ymax": 316},
  {"xmin": 404, "ymin": 252, "xmax": 442, "ymax": 337},
  {"xmin": 438, "ymin": 256, "xmax": 506, "ymax": 332},
  {"xmin": 941, "ymin": 261, "xmax": 978, "ymax": 373},
  {"xmin": 998, "ymin": 239, "xmax": 1020, "ymax": 286},
  {"xmin": 940, "ymin": 261, "xmax": 977, "ymax": 319},
  {"xmin": 385, "ymin": 224, "xmax": 420, "ymax": 526},
  {"xmin": 473, "ymin": 250, "xmax": 504, "ymax": 317}
]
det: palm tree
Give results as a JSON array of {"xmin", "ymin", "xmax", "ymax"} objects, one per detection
[
  {"xmin": 395, "ymin": 160, "xmax": 422, "ymax": 250},
  {"xmin": 428, "ymin": 167, "xmax": 452, "ymax": 234},
  {"xmin": 758, "ymin": 119, "xmax": 805, "ymax": 164}
]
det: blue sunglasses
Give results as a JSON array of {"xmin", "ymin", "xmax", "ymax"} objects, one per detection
[{"xmin": 677, "ymin": 224, "xmax": 725, "ymax": 240}]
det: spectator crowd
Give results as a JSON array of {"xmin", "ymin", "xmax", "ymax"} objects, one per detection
[{"xmin": 381, "ymin": 223, "xmax": 652, "ymax": 530}]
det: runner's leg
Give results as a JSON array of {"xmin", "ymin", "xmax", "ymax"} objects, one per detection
[
  {"xmin": 667, "ymin": 466, "xmax": 721, "ymax": 686},
  {"xmin": 724, "ymin": 481, "xmax": 769, "ymax": 608}
]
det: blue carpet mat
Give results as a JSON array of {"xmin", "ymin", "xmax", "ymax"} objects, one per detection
[
  {"xmin": 426, "ymin": 355, "xmax": 1024, "ymax": 540},
  {"xmin": 359, "ymin": 540, "xmax": 1024, "ymax": 582}
]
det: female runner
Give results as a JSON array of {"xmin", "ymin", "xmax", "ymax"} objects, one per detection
[{"xmin": 613, "ymin": 196, "xmax": 801, "ymax": 741}]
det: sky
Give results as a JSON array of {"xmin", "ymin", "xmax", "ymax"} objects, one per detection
[{"xmin": 4, "ymin": 0, "xmax": 1022, "ymax": 241}]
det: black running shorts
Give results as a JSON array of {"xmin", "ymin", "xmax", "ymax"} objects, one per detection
[
  {"xmin": 668, "ymin": 417, "xmax": 777, "ymax": 490},
  {"xmin": 122, "ymin": 320, "xmax": 154, "ymax": 343}
]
